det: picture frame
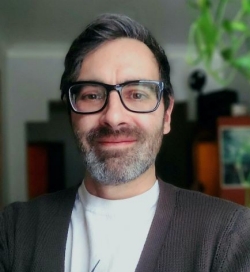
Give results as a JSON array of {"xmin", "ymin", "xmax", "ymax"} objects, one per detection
[{"xmin": 218, "ymin": 116, "xmax": 250, "ymax": 207}]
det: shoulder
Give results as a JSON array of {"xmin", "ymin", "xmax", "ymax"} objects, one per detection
[
  {"xmin": 159, "ymin": 180, "xmax": 250, "ymax": 220},
  {"xmin": 158, "ymin": 180, "xmax": 250, "ymax": 246},
  {"xmin": 1, "ymin": 185, "xmax": 78, "ymax": 227},
  {"xmin": 158, "ymin": 181, "xmax": 250, "ymax": 270},
  {"xmin": 0, "ymin": 187, "xmax": 79, "ymax": 271}
]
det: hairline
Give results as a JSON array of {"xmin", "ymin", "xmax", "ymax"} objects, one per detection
[{"xmin": 72, "ymin": 37, "xmax": 163, "ymax": 83}]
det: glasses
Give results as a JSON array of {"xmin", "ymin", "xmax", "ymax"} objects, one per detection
[{"xmin": 62, "ymin": 80, "xmax": 165, "ymax": 114}]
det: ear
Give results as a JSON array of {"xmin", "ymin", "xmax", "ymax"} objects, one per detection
[{"xmin": 163, "ymin": 97, "xmax": 174, "ymax": 135}]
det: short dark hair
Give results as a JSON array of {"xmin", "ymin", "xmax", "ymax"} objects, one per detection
[{"xmin": 60, "ymin": 13, "xmax": 173, "ymax": 109}]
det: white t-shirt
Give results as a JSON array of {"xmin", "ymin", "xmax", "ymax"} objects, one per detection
[{"xmin": 65, "ymin": 181, "xmax": 159, "ymax": 272}]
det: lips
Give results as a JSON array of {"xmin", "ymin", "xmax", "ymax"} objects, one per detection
[
  {"xmin": 97, "ymin": 136, "xmax": 136, "ymax": 146},
  {"xmin": 86, "ymin": 126, "xmax": 142, "ymax": 147}
]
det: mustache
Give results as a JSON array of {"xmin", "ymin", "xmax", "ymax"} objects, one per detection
[{"xmin": 86, "ymin": 126, "xmax": 143, "ymax": 143}]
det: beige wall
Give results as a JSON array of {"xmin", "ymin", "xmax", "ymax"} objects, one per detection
[
  {"xmin": 0, "ymin": 41, "xmax": 5, "ymax": 207},
  {"xmin": 0, "ymin": 71, "xmax": 2, "ymax": 208}
]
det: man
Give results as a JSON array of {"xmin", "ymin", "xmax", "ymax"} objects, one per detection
[{"xmin": 1, "ymin": 14, "xmax": 250, "ymax": 272}]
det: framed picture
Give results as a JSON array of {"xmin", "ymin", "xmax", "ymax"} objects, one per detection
[{"xmin": 218, "ymin": 116, "xmax": 250, "ymax": 206}]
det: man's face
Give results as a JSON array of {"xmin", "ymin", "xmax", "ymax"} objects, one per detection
[{"xmin": 71, "ymin": 38, "xmax": 173, "ymax": 185}]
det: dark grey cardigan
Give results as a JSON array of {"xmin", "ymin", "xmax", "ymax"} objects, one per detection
[{"xmin": 1, "ymin": 181, "xmax": 250, "ymax": 272}]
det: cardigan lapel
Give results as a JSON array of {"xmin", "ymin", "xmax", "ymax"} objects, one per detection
[
  {"xmin": 34, "ymin": 185, "xmax": 78, "ymax": 272},
  {"xmin": 135, "ymin": 181, "xmax": 177, "ymax": 272}
]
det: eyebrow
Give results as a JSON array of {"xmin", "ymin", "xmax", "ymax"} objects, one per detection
[{"xmin": 76, "ymin": 78, "xmax": 154, "ymax": 84}]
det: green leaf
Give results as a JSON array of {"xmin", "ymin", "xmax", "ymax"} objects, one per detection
[
  {"xmin": 231, "ymin": 54, "xmax": 250, "ymax": 78},
  {"xmin": 231, "ymin": 21, "xmax": 248, "ymax": 32},
  {"xmin": 232, "ymin": 54, "xmax": 250, "ymax": 69},
  {"xmin": 223, "ymin": 19, "xmax": 248, "ymax": 32},
  {"xmin": 196, "ymin": 12, "xmax": 218, "ymax": 61},
  {"xmin": 221, "ymin": 48, "xmax": 234, "ymax": 60},
  {"xmin": 198, "ymin": 0, "xmax": 211, "ymax": 9},
  {"xmin": 242, "ymin": 0, "xmax": 250, "ymax": 14},
  {"xmin": 215, "ymin": 0, "xmax": 229, "ymax": 23},
  {"xmin": 223, "ymin": 20, "xmax": 233, "ymax": 32}
]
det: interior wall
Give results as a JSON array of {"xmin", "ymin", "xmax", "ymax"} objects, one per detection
[
  {"xmin": 231, "ymin": 74, "xmax": 250, "ymax": 111},
  {"xmin": 0, "ymin": 40, "xmax": 6, "ymax": 207},
  {"xmin": 0, "ymin": 0, "xmax": 192, "ymax": 46},
  {"xmin": 0, "ymin": 63, "xmax": 2, "ymax": 207},
  {"xmin": 2, "ymin": 46, "xmax": 66, "ymax": 204},
  {"xmin": 0, "ymin": 46, "xmax": 4, "ymax": 70}
]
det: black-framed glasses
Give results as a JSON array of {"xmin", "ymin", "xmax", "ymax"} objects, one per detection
[{"xmin": 62, "ymin": 80, "xmax": 165, "ymax": 114}]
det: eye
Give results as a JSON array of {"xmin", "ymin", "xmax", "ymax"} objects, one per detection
[
  {"xmin": 79, "ymin": 92, "xmax": 103, "ymax": 100},
  {"xmin": 72, "ymin": 85, "xmax": 106, "ymax": 101},
  {"xmin": 123, "ymin": 84, "xmax": 153, "ymax": 101},
  {"xmin": 131, "ymin": 92, "xmax": 148, "ymax": 100}
]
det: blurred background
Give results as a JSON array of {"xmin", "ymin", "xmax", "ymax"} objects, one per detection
[{"xmin": 0, "ymin": 0, "xmax": 250, "ymax": 206}]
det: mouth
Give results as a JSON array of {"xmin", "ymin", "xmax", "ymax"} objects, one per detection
[{"xmin": 97, "ymin": 137, "xmax": 137, "ymax": 147}]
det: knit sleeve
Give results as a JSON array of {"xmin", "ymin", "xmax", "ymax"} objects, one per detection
[
  {"xmin": 213, "ymin": 207, "xmax": 250, "ymax": 272},
  {"xmin": 0, "ymin": 207, "xmax": 12, "ymax": 272}
]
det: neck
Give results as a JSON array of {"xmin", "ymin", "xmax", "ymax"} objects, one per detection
[{"xmin": 84, "ymin": 166, "xmax": 157, "ymax": 200}]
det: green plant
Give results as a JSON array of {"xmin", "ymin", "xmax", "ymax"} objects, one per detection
[{"xmin": 187, "ymin": 0, "xmax": 250, "ymax": 86}]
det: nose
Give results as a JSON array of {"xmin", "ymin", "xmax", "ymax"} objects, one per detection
[{"xmin": 99, "ymin": 91, "xmax": 129, "ymax": 129}]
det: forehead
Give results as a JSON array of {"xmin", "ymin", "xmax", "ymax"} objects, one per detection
[{"xmin": 78, "ymin": 38, "xmax": 160, "ymax": 83}]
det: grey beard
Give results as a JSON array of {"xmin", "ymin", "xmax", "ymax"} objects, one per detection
[
  {"xmin": 84, "ymin": 145, "xmax": 155, "ymax": 186},
  {"xmin": 74, "ymin": 124, "xmax": 164, "ymax": 186}
]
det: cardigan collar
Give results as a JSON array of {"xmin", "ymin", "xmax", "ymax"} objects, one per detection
[{"xmin": 56, "ymin": 180, "xmax": 176, "ymax": 272}]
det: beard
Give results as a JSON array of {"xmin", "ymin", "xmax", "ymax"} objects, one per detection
[{"xmin": 73, "ymin": 122, "xmax": 164, "ymax": 186}]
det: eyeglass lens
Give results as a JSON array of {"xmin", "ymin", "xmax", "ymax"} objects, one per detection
[{"xmin": 69, "ymin": 82, "xmax": 160, "ymax": 113}]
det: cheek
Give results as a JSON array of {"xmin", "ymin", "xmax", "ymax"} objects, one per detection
[
  {"xmin": 71, "ymin": 113, "xmax": 98, "ymax": 132},
  {"xmin": 134, "ymin": 113, "xmax": 164, "ymax": 133},
  {"xmin": 71, "ymin": 114, "xmax": 81, "ymax": 132}
]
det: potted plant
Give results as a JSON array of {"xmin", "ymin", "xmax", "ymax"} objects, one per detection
[{"xmin": 186, "ymin": 0, "xmax": 250, "ymax": 86}]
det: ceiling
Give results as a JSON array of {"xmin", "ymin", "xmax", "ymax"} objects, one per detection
[{"xmin": 0, "ymin": 0, "xmax": 191, "ymax": 48}]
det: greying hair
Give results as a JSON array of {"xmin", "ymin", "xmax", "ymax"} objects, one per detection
[{"xmin": 60, "ymin": 13, "xmax": 173, "ymax": 109}]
